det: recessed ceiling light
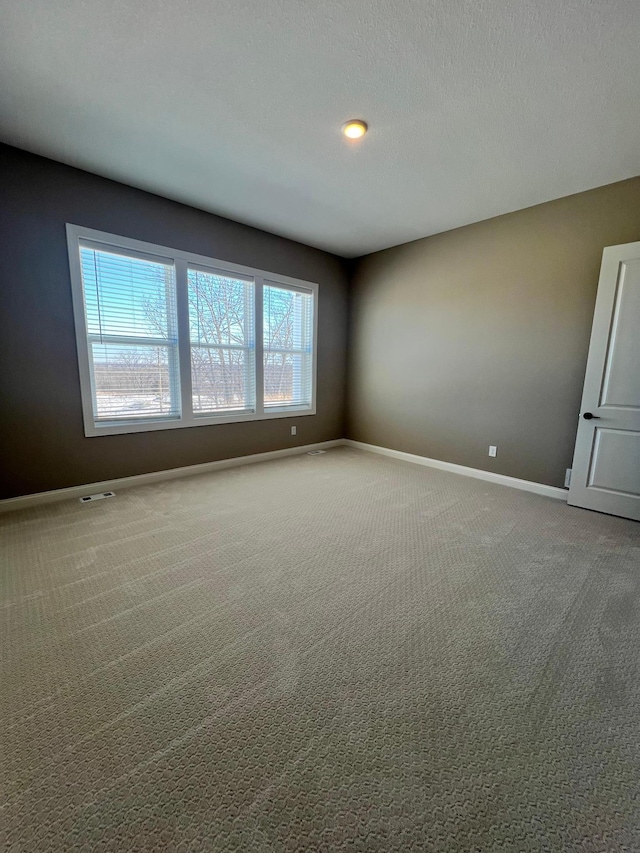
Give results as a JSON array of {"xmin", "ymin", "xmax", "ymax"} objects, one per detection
[{"xmin": 342, "ymin": 120, "xmax": 368, "ymax": 140}]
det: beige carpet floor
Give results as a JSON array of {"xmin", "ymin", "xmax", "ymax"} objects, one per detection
[{"xmin": 2, "ymin": 446, "xmax": 640, "ymax": 852}]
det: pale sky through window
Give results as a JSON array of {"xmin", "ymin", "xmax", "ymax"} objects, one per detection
[
  {"xmin": 73, "ymin": 231, "xmax": 315, "ymax": 428},
  {"xmin": 80, "ymin": 247, "xmax": 174, "ymax": 349}
]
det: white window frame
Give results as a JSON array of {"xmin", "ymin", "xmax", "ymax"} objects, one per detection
[
  {"xmin": 263, "ymin": 280, "xmax": 315, "ymax": 411},
  {"xmin": 67, "ymin": 224, "xmax": 318, "ymax": 437}
]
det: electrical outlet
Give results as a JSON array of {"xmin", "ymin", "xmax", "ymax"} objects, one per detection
[
  {"xmin": 488, "ymin": 445, "xmax": 497, "ymax": 457},
  {"xmin": 564, "ymin": 468, "xmax": 572, "ymax": 488},
  {"xmin": 291, "ymin": 426, "xmax": 297, "ymax": 436}
]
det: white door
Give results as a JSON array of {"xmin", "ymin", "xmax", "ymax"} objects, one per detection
[{"xmin": 568, "ymin": 240, "xmax": 640, "ymax": 521}]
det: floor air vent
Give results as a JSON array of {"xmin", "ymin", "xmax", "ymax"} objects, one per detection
[
  {"xmin": 307, "ymin": 450, "xmax": 326, "ymax": 455},
  {"xmin": 79, "ymin": 491, "xmax": 116, "ymax": 503}
]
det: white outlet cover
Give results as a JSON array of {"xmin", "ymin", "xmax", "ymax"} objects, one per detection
[{"xmin": 488, "ymin": 446, "xmax": 497, "ymax": 457}]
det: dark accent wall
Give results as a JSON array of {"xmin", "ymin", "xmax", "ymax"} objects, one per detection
[
  {"xmin": 347, "ymin": 177, "xmax": 640, "ymax": 488},
  {"xmin": 0, "ymin": 144, "xmax": 349, "ymax": 499}
]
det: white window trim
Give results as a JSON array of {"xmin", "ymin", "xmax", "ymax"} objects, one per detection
[{"xmin": 66, "ymin": 224, "xmax": 318, "ymax": 437}]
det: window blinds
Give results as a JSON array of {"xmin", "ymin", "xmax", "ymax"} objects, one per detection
[
  {"xmin": 79, "ymin": 242, "xmax": 180, "ymax": 422},
  {"xmin": 69, "ymin": 226, "xmax": 317, "ymax": 436},
  {"xmin": 263, "ymin": 283, "xmax": 314, "ymax": 409}
]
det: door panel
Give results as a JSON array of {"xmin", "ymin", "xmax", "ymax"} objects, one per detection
[
  {"xmin": 588, "ymin": 429, "xmax": 640, "ymax": 496},
  {"xmin": 600, "ymin": 259, "xmax": 640, "ymax": 407},
  {"xmin": 568, "ymin": 241, "xmax": 640, "ymax": 521}
]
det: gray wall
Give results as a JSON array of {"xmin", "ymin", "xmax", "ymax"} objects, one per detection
[
  {"xmin": 0, "ymin": 144, "xmax": 349, "ymax": 499},
  {"xmin": 347, "ymin": 177, "xmax": 640, "ymax": 488},
  {"xmin": 3, "ymin": 142, "xmax": 639, "ymax": 500}
]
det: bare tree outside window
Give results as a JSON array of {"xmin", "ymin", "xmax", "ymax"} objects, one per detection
[
  {"xmin": 92, "ymin": 345, "xmax": 173, "ymax": 417},
  {"xmin": 264, "ymin": 285, "xmax": 312, "ymax": 408},
  {"xmin": 146, "ymin": 268, "xmax": 255, "ymax": 414},
  {"xmin": 189, "ymin": 269, "xmax": 254, "ymax": 413},
  {"xmin": 72, "ymin": 229, "xmax": 315, "ymax": 435},
  {"xmin": 80, "ymin": 247, "xmax": 179, "ymax": 420}
]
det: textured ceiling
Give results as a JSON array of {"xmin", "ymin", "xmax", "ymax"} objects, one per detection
[{"xmin": 0, "ymin": 1, "xmax": 639, "ymax": 257}]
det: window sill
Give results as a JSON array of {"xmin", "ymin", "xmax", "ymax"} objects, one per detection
[{"xmin": 85, "ymin": 406, "xmax": 316, "ymax": 437}]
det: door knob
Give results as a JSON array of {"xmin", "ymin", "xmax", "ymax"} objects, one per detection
[{"xmin": 583, "ymin": 412, "xmax": 601, "ymax": 420}]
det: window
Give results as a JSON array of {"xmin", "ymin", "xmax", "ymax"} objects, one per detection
[
  {"xmin": 264, "ymin": 283, "xmax": 314, "ymax": 409},
  {"xmin": 78, "ymin": 244, "xmax": 180, "ymax": 423},
  {"xmin": 188, "ymin": 268, "xmax": 255, "ymax": 416},
  {"xmin": 67, "ymin": 225, "xmax": 317, "ymax": 436}
]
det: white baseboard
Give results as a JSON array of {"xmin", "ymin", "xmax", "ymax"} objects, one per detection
[
  {"xmin": 0, "ymin": 440, "xmax": 343, "ymax": 513},
  {"xmin": 343, "ymin": 439, "xmax": 567, "ymax": 500},
  {"xmin": 0, "ymin": 437, "xmax": 567, "ymax": 513}
]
